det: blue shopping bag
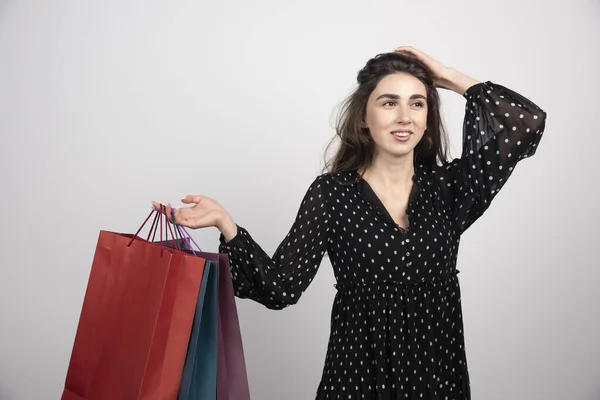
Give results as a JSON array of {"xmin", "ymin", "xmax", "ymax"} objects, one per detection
[{"xmin": 177, "ymin": 259, "xmax": 219, "ymax": 400}]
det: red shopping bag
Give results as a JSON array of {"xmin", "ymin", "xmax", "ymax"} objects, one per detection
[{"xmin": 62, "ymin": 209, "xmax": 206, "ymax": 400}]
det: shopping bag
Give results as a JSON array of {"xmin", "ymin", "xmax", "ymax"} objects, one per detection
[
  {"xmin": 62, "ymin": 208, "xmax": 207, "ymax": 400},
  {"xmin": 161, "ymin": 224, "xmax": 251, "ymax": 400},
  {"xmin": 215, "ymin": 253, "xmax": 251, "ymax": 400},
  {"xmin": 177, "ymin": 259, "xmax": 219, "ymax": 400}
]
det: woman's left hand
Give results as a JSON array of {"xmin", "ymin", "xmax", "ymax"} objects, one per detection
[
  {"xmin": 394, "ymin": 46, "xmax": 479, "ymax": 93},
  {"xmin": 394, "ymin": 46, "xmax": 452, "ymax": 88}
]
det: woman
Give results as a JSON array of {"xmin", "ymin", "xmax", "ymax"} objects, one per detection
[{"xmin": 153, "ymin": 47, "xmax": 546, "ymax": 399}]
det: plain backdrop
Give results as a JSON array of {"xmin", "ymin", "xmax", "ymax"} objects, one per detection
[{"xmin": 1, "ymin": 0, "xmax": 599, "ymax": 399}]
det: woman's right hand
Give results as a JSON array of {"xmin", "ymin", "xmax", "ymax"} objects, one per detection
[{"xmin": 151, "ymin": 195, "xmax": 238, "ymax": 241}]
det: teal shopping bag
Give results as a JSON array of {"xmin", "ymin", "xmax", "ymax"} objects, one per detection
[{"xmin": 177, "ymin": 260, "xmax": 219, "ymax": 400}]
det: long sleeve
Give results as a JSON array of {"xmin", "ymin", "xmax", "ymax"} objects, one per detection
[
  {"xmin": 218, "ymin": 175, "xmax": 330, "ymax": 310},
  {"xmin": 432, "ymin": 81, "xmax": 547, "ymax": 233}
]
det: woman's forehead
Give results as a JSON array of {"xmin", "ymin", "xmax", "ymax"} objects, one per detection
[{"xmin": 375, "ymin": 73, "xmax": 426, "ymax": 93}]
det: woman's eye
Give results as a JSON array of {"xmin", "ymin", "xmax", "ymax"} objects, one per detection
[{"xmin": 383, "ymin": 101, "xmax": 424, "ymax": 107}]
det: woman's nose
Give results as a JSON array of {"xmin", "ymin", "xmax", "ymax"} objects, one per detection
[{"xmin": 396, "ymin": 108, "xmax": 411, "ymax": 123}]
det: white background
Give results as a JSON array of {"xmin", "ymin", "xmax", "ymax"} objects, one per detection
[{"xmin": 1, "ymin": 0, "xmax": 599, "ymax": 399}]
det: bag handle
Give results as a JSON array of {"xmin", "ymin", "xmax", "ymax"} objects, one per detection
[
  {"xmin": 170, "ymin": 208, "xmax": 204, "ymax": 254},
  {"xmin": 126, "ymin": 205, "xmax": 181, "ymax": 255},
  {"xmin": 128, "ymin": 209, "xmax": 155, "ymax": 247},
  {"xmin": 146, "ymin": 210, "xmax": 160, "ymax": 242}
]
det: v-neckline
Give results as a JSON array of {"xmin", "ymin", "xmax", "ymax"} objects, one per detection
[{"xmin": 354, "ymin": 170, "xmax": 420, "ymax": 233}]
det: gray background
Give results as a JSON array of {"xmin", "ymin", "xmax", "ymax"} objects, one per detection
[{"xmin": 1, "ymin": 0, "xmax": 599, "ymax": 399}]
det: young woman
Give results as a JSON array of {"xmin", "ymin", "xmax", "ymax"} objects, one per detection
[{"xmin": 153, "ymin": 46, "xmax": 547, "ymax": 399}]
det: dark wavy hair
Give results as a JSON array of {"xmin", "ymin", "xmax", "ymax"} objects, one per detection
[{"xmin": 323, "ymin": 52, "xmax": 450, "ymax": 174}]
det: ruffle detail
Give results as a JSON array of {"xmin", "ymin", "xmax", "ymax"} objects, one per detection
[{"xmin": 334, "ymin": 269, "xmax": 460, "ymax": 292}]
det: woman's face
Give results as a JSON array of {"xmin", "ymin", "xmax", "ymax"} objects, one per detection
[{"xmin": 363, "ymin": 72, "xmax": 428, "ymax": 161}]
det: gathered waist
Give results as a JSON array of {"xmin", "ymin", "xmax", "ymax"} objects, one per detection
[{"xmin": 334, "ymin": 269, "xmax": 460, "ymax": 292}]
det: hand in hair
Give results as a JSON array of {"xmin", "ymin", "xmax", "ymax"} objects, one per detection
[{"xmin": 394, "ymin": 46, "xmax": 479, "ymax": 94}]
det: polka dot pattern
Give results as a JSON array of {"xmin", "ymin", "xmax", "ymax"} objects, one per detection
[{"xmin": 219, "ymin": 81, "xmax": 546, "ymax": 399}]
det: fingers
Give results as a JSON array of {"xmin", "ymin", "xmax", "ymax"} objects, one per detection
[
  {"xmin": 154, "ymin": 195, "xmax": 204, "ymax": 209},
  {"xmin": 395, "ymin": 46, "xmax": 417, "ymax": 53},
  {"xmin": 151, "ymin": 201, "xmax": 169, "ymax": 214},
  {"xmin": 395, "ymin": 48, "xmax": 418, "ymax": 59},
  {"xmin": 165, "ymin": 203, "xmax": 174, "ymax": 223},
  {"xmin": 151, "ymin": 201, "xmax": 175, "ymax": 223},
  {"xmin": 394, "ymin": 46, "xmax": 426, "ymax": 59},
  {"xmin": 151, "ymin": 196, "xmax": 207, "ymax": 228},
  {"xmin": 181, "ymin": 195, "xmax": 204, "ymax": 204},
  {"xmin": 162, "ymin": 201, "xmax": 191, "ymax": 226},
  {"xmin": 149, "ymin": 201, "xmax": 213, "ymax": 230}
]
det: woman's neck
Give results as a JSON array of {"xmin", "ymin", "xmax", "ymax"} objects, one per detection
[{"xmin": 360, "ymin": 153, "xmax": 415, "ymax": 192}]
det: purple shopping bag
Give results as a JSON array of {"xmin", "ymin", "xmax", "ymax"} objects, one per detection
[{"xmin": 214, "ymin": 252, "xmax": 251, "ymax": 400}]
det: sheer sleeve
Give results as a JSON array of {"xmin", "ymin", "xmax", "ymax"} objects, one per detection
[
  {"xmin": 218, "ymin": 175, "xmax": 330, "ymax": 310},
  {"xmin": 432, "ymin": 81, "xmax": 547, "ymax": 233}
]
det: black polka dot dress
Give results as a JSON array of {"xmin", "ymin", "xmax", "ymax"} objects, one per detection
[{"xmin": 219, "ymin": 81, "xmax": 546, "ymax": 399}]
